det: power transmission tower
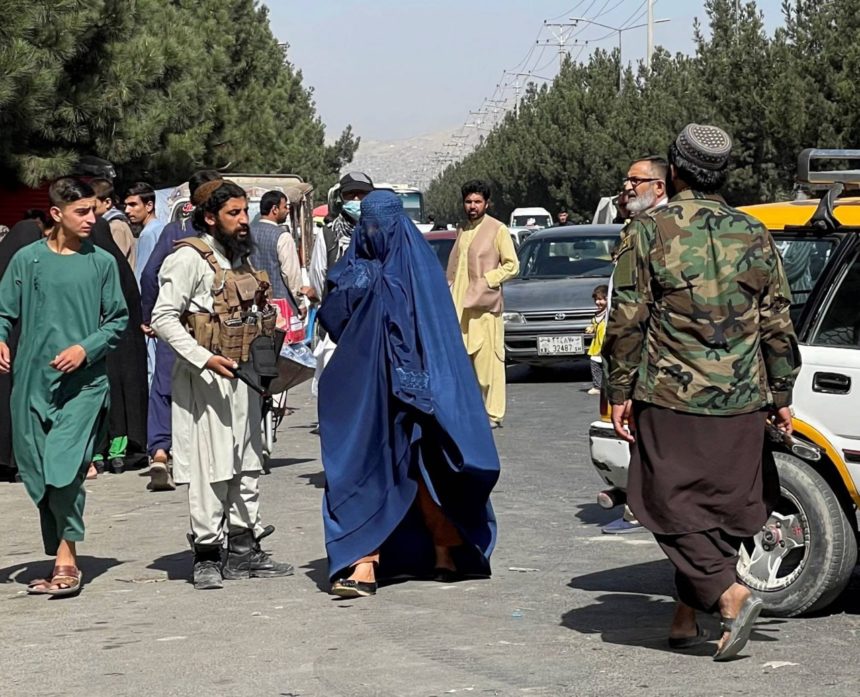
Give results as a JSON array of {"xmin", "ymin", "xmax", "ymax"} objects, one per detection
[{"xmin": 541, "ymin": 21, "xmax": 577, "ymax": 70}]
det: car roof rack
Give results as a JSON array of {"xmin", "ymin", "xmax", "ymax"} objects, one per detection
[{"xmin": 797, "ymin": 149, "xmax": 860, "ymax": 230}]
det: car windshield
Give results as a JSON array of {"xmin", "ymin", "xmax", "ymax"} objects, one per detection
[
  {"xmin": 518, "ymin": 236, "xmax": 615, "ymax": 279},
  {"xmin": 427, "ymin": 238, "xmax": 455, "ymax": 269},
  {"xmin": 398, "ymin": 191, "xmax": 424, "ymax": 223},
  {"xmin": 513, "ymin": 215, "xmax": 550, "ymax": 228}
]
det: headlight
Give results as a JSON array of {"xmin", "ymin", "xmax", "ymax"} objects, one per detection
[{"xmin": 503, "ymin": 312, "xmax": 526, "ymax": 325}]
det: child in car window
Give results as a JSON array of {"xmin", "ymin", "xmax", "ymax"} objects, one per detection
[{"xmin": 585, "ymin": 284, "xmax": 609, "ymax": 395}]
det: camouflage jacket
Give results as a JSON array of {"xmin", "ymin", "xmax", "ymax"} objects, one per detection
[{"xmin": 602, "ymin": 189, "xmax": 801, "ymax": 415}]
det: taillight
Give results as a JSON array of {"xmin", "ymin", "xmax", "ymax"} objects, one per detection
[{"xmin": 599, "ymin": 391, "xmax": 610, "ymax": 422}]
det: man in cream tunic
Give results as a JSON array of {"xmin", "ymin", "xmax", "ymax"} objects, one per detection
[
  {"xmin": 447, "ymin": 180, "xmax": 519, "ymax": 428},
  {"xmin": 152, "ymin": 180, "xmax": 293, "ymax": 590}
]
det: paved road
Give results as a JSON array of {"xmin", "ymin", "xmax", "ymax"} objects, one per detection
[{"xmin": 1, "ymin": 364, "xmax": 858, "ymax": 697}]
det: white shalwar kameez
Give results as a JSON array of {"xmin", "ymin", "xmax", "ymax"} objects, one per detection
[{"xmin": 151, "ymin": 233, "xmax": 264, "ymax": 544}]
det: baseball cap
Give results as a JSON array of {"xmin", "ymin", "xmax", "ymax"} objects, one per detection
[{"xmin": 339, "ymin": 171, "xmax": 374, "ymax": 194}]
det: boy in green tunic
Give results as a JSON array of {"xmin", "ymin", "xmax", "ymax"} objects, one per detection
[{"xmin": 0, "ymin": 178, "xmax": 128, "ymax": 596}]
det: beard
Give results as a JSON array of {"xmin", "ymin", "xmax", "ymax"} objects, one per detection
[
  {"xmin": 211, "ymin": 223, "xmax": 253, "ymax": 261},
  {"xmin": 626, "ymin": 189, "xmax": 658, "ymax": 215}
]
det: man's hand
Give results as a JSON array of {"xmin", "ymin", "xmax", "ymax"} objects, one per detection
[
  {"xmin": 51, "ymin": 345, "xmax": 87, "ymax": 373},
  {"xmin": 611, "ymin": 400, "xmax": 635, "ymax": 444},
  {"xmin": 0, "ymin": 341, "xmax": 10, "ymax": 374},
  {"xmin": 584, "ymin": 325, "xmax": 595, "ymax": 335},
  {"xmin": 772, "ymin": 406, "xmax": 793, "ymax": 436},
  {"xmin": 205, "ymin": 355, "xmax": 238, "ymax": 379},
  {"xmin": 299, "ymin": 286, "xmax": 318, "ymax": 303},
  {"xmin": 141, "ymin": 323, "xmax": 157, "ymax": 338}
]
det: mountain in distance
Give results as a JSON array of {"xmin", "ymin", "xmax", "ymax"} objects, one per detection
[{"xmin": 346, "ymin": 127, "xmax": 461, "ymax": 190}]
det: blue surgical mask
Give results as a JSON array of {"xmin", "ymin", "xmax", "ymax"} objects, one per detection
[{"xmin": 342, "ymin": 200, "xmax": 362, "ymax": 221}]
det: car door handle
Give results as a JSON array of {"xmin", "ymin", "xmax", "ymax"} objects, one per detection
[{"xmin": 812, "ymin": 372, "xmax": 852, "ymax": 394}]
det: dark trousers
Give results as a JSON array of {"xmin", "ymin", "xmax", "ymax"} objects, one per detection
[
  {"xmin": 147, "ymin": 340, "xmax": 174, "ymax": 456},
  {"xmin": 653, "ymin": 528, "xmax": 743, "ymax": 613}
]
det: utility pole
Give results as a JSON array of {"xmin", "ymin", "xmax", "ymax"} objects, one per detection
[
  {"xmin": 646, "ymin": 0, "xmax": 654, "ymax": 70},
  {"xmin": 571, "ymin": 16, "xmax": 670, "ymax": 91},
  {"xmin": 542, "ymin": 21, "xmax": 577, "ymax": 70},
  {"xmin": 504, "ymin": 72, "xmax": 530, "ymax": 113}
]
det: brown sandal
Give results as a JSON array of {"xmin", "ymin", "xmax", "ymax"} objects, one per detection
[
  {"xmin": 27, "ymin": 574, "xmax": 54, "ymax": 595},
  {"xmin": 45, "ymin": 565, "xmax": 83, "ymax": 597}
]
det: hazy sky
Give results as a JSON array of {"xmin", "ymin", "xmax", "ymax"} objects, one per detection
[{"xmin": 265, "ymin": 1, "xmax": 785, "ymax": 141}]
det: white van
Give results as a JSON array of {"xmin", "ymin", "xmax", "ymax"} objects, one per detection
[{"xmin": 510, "ymin": 207, "xmax": 553, "ymax": 229}]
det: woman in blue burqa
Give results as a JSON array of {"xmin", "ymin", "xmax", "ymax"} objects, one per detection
[{"xmin": 318, "ymin": 190, "xmax": 500, "ymax": 598}]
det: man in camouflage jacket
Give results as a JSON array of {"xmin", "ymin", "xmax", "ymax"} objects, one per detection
[{"xmin": 602, "ymin": 124, "xmax": 801, "ymax": 661}]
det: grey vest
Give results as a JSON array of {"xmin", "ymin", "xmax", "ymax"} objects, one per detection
[{"xmin": 249, "ymin": 221, "xmax": 289, "ymax": 299}]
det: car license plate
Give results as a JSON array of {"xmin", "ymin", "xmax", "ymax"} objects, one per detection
[{"xmin": 538, "ymin": 335, "xmax": 583, "ymax": 355}]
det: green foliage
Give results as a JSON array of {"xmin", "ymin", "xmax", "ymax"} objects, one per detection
[
  {"xmin": 427, "ymin": 0, "xmax": 860, "ymax": 223},
  {"xmin": 0, "ymin": 0, "xmax": 357, "ymax": 191}
]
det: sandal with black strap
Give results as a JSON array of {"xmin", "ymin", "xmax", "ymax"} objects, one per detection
[
  {"xmin": 713, "ymin": 595, "xmax": 763, "ymax": 662},
  {"xmin": 331, "ymin": 561, "xmax": 377, "ymax": 598},
  {"xmin": 668, "ymin": 624, "xmax": 711, "ymax": 649}
]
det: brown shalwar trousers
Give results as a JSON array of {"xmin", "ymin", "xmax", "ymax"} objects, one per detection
[
  {"xmin": 355, "ymin": 479, "xmax": 462, "ymax": 566},
  {"xmin": 628, "ymin": 402, "xmax": 776, "ymax": 614},
  {"xmin": 654, "ymin": 529, "xmax": 743, "ymax": 613}
]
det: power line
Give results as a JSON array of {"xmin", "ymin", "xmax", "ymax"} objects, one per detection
[
  {"xmin": 545, "ymin": 0, "xmax": 591, "ymax": 23},
  {"xmin": 429, "ymin": 1, "xmax": 659, "ymax": 183}
]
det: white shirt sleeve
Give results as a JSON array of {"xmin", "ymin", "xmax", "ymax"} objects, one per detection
[
  {"xmin": 309, "ymin": 231, "xmax": 328, "ymax": 298},
  {"xmin": 277, "ymin": 232, "xmax": 303, "ymax": 296}
]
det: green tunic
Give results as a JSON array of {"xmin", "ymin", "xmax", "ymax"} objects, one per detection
[{"xmin": 0, "ymin": 239, "xmax": 128, "ymax": 505}]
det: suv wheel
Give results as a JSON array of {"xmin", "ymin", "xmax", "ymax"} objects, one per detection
[{"xmin": 736, "ymin": 451, "xmax": 857, "ymax": 617}]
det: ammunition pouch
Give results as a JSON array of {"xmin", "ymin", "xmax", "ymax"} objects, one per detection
[{"xmin": 175, "ymin": 237, "xmax": 276, "ymax": 364}]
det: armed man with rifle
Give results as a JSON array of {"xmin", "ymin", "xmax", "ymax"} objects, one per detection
[{"xmin": 151, "ymin": 180, "xmax": 294, "ymax": 590}]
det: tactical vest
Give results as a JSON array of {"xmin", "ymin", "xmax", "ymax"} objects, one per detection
[{"xmin": 176, "ymin": 237, "xmax": 276, "ymax": 363}]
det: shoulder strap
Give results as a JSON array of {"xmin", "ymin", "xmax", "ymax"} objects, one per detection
[
  {"xmin": 175, "ymin": 236, "xmax": 220, "ymax": 275},
  {"xmin": 175, "ymin": 236, "xmax": 229, "ymax": 305}
]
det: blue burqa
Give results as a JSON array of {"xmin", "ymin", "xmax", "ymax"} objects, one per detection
[{"xmin": 318, "ymin": 191, "xmax": 500, "ymax": 581}]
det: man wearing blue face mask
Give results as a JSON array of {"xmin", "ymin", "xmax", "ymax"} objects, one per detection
[{"xmin": 309, "ymin": 171, "xmax": 374, "ymax": 301}]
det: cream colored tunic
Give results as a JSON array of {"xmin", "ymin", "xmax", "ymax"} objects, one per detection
[
  {"xmin": 151, "ymin": 234, "xmax": 263, "ymax": 484},
  {"xmin": 450, "ymin": 219, "xmax": 519, "ymax": 357},
  {"xmin": 450, "ymin": 219, "xmax": 519, "ymax": 422}
]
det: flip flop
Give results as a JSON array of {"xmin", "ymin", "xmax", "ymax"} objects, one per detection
[
  {"xmin": 713, "ymin": 595, "xmax": 763, "ymax": 662},
  {"xmin": 668, "ymin": 624, "xmax": 711, "ymax": 649},
  {"xmin": 45, "ymin": 566, "xmax": 83, "ymax": 598}
]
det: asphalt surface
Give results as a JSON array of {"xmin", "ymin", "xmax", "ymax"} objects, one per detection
[{"xmin": 1, "ymin": 363, "xmax": 858, "ymax": 697}]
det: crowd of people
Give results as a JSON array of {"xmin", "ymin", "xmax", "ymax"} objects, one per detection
[{"xmin": 0, "ymin": 122, "xmax": 800, "ymax": 662}]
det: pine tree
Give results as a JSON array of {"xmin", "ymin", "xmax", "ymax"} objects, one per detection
[{"xmin": 0, "ymin": 0, "xmax": 357, "ymax": 191}]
